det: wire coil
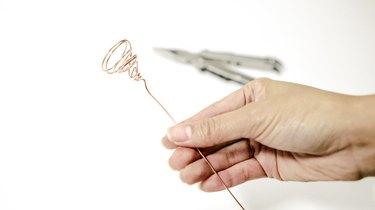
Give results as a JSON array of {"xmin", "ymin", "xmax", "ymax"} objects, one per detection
[{"xmin": 102, "ymin": 39, "xmax": 142, "ymax": 81}]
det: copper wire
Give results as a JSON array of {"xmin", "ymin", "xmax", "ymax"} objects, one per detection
[{"xmin": 102, "ymin": 40, "xmax": 245, "ymax": 210}]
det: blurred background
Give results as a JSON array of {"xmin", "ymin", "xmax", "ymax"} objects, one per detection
[{"xmin": 0, "ymin": 0, "xmax": 374, "ymax": 209}]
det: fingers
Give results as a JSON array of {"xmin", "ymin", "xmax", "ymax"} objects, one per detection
[
  {"xmin": 168, "ymin": 142, "xmax": 235, "ymax": 170},
  {"xmin": 199, "ymin": 159, "xmax": 266, "ymax": 192},
  {"xmin": 162, "ymin": 78, "xmax": 273, "ymax": 191},
  {"xmin": 164, "ymin": 79, "xmax": 272, "ymax": 148},
  {"xmin": 170, "ymin": 140, "xmax": 253, "ymax": 184},
  {"xmin": 161, "ymin": 79, "xmax": 272, "ymax": 149},
  {"xmin": 171, "ymin": 140, "xmax": 247, "ymax": 171}
]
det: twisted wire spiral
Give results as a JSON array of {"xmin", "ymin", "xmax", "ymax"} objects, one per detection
[{"xmin": 102, "ymin": 39, "xmax": 142, "ymax": 81}]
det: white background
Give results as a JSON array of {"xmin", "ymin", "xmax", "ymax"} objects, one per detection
[{"xmin": 1, "ymin": 0, "xmax": 375, "ymax": 210}]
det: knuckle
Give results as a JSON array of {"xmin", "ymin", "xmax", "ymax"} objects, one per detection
[
  {"xmin": 220, "ymin": 170, "xmax": 235, "ymax": 188},
  {"xmin": 195, "ymin": 118, "xmax": 219, "ymax": 146},
  {"xmin": 223, "ymin": 149, "xmax": 236, "ymax": 166},
  {"xmin": 246, "ymin": 77, "xmax": 272, "ymax": 102},
  {"xmin": 253, "ymin": 77, "xmax": 271, "ymax": 86}
]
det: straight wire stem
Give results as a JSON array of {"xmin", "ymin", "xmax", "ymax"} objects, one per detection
[{"xmin": 141, "ymin": 79, "xmax": 245, "ymax": 210}]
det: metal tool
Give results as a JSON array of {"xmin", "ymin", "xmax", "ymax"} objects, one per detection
[{"xmin": 154, "ymin": 48, "xmax": 282, "ymax": 85}]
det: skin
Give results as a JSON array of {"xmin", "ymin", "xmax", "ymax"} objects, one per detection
[{"xmin": 162, "ymin": 78, "xmax": 375, "ymax": 192}]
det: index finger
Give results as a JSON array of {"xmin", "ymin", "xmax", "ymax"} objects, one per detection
[
  {"xmin": 188, "ymin": 85, "xmax": 252, "ymax": 122},
  {"xmin": 162, "ymin": 84, "xmax": 253, "ymax": 149}
]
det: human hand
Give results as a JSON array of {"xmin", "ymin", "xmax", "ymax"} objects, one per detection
[{"xmin": 162, "ymin": 78, "xmax": 375, "ymax": 192}]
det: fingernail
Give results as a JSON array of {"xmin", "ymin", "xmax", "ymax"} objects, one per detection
[{"xmin": 167, "ymin": 126, "xmax": 192, "ymax": 142}]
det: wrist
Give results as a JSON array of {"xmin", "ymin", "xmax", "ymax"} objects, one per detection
[{"xmin": 347, "ymin": 95, "xmax": 375, "ymax": 178}]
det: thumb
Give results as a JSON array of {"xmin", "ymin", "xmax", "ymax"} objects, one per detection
[{"xmin": 167, "ymin": 105, "xmax": 256, "ymax": 148}]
